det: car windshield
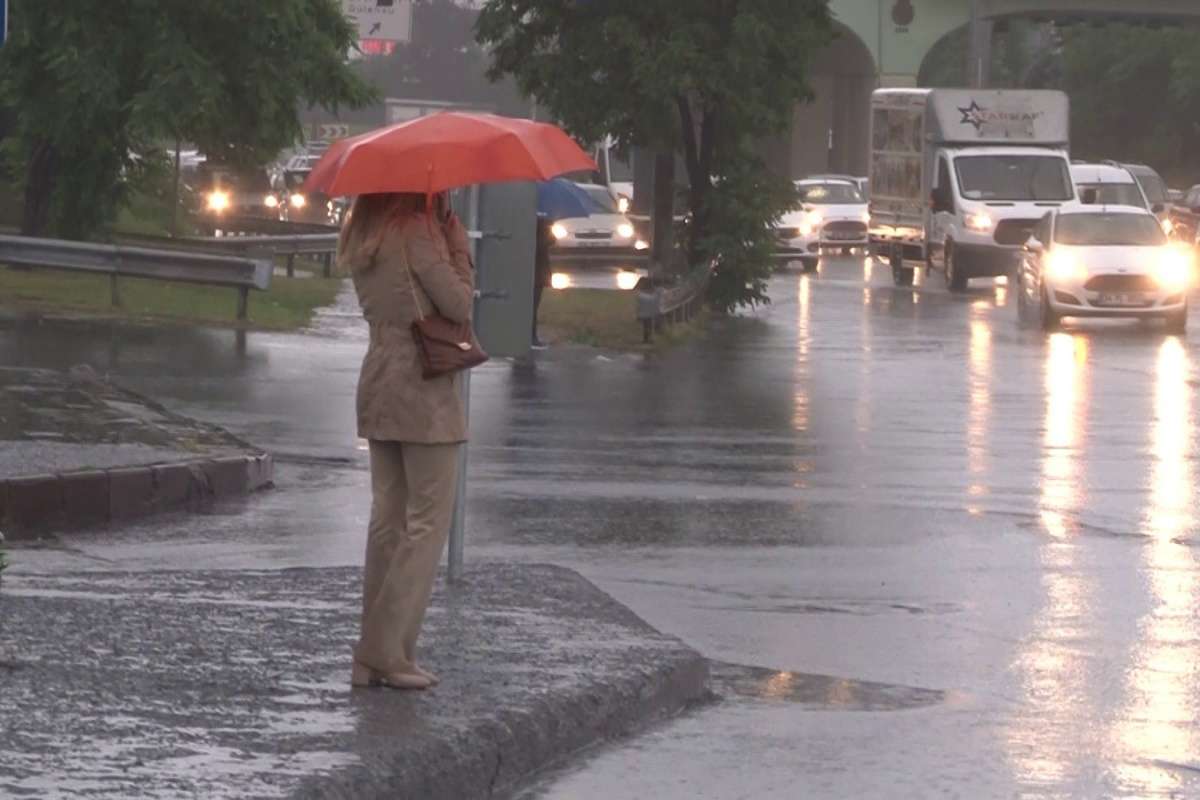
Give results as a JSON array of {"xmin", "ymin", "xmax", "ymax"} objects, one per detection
[
  {"xmin": 955, "ymin": 156, "xmax": 1073, "ymax": 201},
  {"xmin": 1130, "ymin": 169, "xmax": 1168, "ymax": 205},
  {"xmin": 798, "ymin": 183, "xmax": 863, "ymax": 204},
  {"xmin": 1054, "ymin": 213, "xmax": 1166, "ymax": 246},
  {"xmin": 580, "ymin": 185, "xmax": 619, "ymax": 214},
  {"xmin": 1076, "ymin": 182, "xmax": 1147, "ymax": 209}
]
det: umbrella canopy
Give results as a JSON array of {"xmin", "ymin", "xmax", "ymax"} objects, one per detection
[
  {"xmin": 536, "ymin": 178, "xmax": 598, "ymax": 220},
  {"xmin": 302, "ymin": 112, "xmax": 597, "ymax": 198}
]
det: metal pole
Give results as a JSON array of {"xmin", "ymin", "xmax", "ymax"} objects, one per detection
[
  {"xmin": 447, "ymin": 184, "xmax": 480, "ymax": 584},
  {"xmin": 236, "ymin": 287, "xmax": 249, "ymax": 321}
]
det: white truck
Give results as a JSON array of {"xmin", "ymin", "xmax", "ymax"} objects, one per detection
[{"xmin": 868, "ymin": 89, "xmax": 1077, "ymax": 290}]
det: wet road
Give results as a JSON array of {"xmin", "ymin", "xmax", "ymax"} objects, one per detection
[{"xmin": 6, "ymin": 255, "xmax": 1200, "ymax": 797}]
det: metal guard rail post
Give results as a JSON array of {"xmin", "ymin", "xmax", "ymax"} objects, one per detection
[
  {"xmin": 115, "ymin": 231, "xmax": 340, "ymax": 278},
  {"xmin": 636, "ymin": 263, "xmax": 712, "ymax": 343},
  {"xmin": 0, "ymin": 234, "xmax": 273, "ymax": 321}
]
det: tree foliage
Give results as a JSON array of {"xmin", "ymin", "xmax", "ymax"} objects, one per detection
[
  {"xmin": 920, "ymin": 21, "xmax": 1200, "ymax": 185},
  {"xmin": 0, "ymin": 0, "xmax": 375, "ymax": 238},
  {"xmin": 477, "ymin": 0, "xmax": 833, "ymax": 311}
]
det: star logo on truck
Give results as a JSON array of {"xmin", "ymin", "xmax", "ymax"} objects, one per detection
[{"xmin": 959, "ymin": 101, "xmax": 988, "ymax": 131}]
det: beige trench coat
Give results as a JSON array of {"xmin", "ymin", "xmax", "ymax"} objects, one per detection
[{"xmin": 347, "ymin": 214, "xmax": 475, "ymax": 444}]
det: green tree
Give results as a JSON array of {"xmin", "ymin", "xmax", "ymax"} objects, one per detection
[
  {"xmin": 0, "ymin": 0, "xmax": 375, "ymax": 239},
  {"xmin": 477, "ymin": 0, "xmax": 833, "ymax": 310}
]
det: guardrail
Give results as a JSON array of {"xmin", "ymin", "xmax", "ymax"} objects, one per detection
[
  {"xmin": 636, "ymin": 263, "xmax": 712, "ymax": 343},
  {"xmin": 115, "ymin": 231, "xmax": 340, "ymax": 278},
  {"xmin": 0, "ymin": 234, "xmax": 272, "ymax": 321}
]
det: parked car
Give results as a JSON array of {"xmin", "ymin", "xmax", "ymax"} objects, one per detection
[
  {"xmin": 1170, "ymin": 184, "xmax": 1200, "ymax": 244},
  {"xmin": 1016, "ymin": 205, "xmax": 1191, "ymax": 332},
  {"xmin": 776, "ymin": 177, "xmax": 870, "ymax": 271},
  {"xmin": 548, "ymin": 182, "xmax": 649, "ymax": 291},
  {"xmin": 1070, "ymin": 163, "xmax": 1150, "ymax": 211}
]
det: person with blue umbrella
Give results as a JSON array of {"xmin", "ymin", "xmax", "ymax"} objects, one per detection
[{"xmin": 531, "ymin": 178, "xmax": 597, "ymax": 347}]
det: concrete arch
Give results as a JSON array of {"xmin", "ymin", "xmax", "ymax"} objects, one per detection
[{"xmin": 763, "ymin": 21, "xmax": 877, "ymax": 178}]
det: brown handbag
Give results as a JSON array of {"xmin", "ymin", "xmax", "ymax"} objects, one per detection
[{"xmin": 402, "ymin": 244, "xmax": 489, "ymax": 379}]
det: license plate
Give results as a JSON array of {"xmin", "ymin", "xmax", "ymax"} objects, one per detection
[{"xmin": 1096, "ymin": 292, "xmax": 1146, "ymax": 307}]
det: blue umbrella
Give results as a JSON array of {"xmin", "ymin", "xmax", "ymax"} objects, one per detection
[{"xmin": 537, "ymin": 178, "xmax": 595, "ymax": 220}]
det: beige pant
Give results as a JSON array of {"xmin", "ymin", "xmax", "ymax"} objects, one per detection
[{"xmin": 355, "ymin": 439, "xmax": 460, "ymax": 674}]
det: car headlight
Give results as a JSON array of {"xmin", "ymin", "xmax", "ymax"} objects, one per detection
[
  {"xmin": 965, "ymin": 212, "xmax": 994, "ymax": 232},
  {"xmin": 1045, "ymin": 249, "xmax": 1085, "ymax": 283},
  {"xmin": 616, "ymin": 222, "xmax": 635, "ymax": 239},
  {"xmin": 1162, "ymin": 217, "xmax": 1175, "ymax": 235},
  {"xmin": 264, "ymin": 194, "xmax": 279, "ymax": 209},
  {"xmin": 550, "ymin": 272, "xmax": 572, "ymax": 290},
  {"xmin": 617, "ymin": 196, "xmax": 631, "ymax": 214},
  {"xmin": 289, "ymin": 193, "xmax": 306, "ymax": 209},
  {"xmin": 206, "ymin": 191, "xmax": 230, "ymax": 212},
  {"xmin": 616, "ymin": 271, "xmax": 641, "ymax": 291},
  {"xmin": 1156, "ymin": 246, "xmax": 1194, "ymax": 291},
  {"xmin": 861, "ymin": 210, "xmax": 871, "ymax": 225},
  {"xmin": 551, "ymin": 222, "xmax": 569, "ymax": 241}
]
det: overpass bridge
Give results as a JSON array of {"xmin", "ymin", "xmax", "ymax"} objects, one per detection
[{"xmin": 769, "ymin": 0, "xmax": 1200, "ymax": 178}]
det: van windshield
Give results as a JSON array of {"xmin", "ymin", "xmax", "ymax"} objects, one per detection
[
  {"xmin": 955, "ymin": 155, "xmax": 1073, "ymax": 202},
  {"xmin": 798, "ymin": 183, "xmax": 863, "ymax": 204},
  {"xmin": 1076, "ymin": 183, "xmax": 1147, "ymax": 209},
  {"xmin": 1054, "ymin": 213, "xmax": 1166, "ymax": 246}
]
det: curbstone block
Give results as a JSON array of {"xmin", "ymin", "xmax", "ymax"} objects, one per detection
[
  {"xmin": 203, "ymin": 456, "xmax": 252, "ymax": 497},
  {"xmin": 108, "ymin": 467, "xmax": 156, "ymax": 520},
  {"xmin": 248, "ymin": 453, "xmax": 274, "ymax": 490},
  {"xmin": 4, "ymin": 475, "xmax": 65, "ymax": 537},
  {"xmin": 58, "ymin": 471, "xmax": 111, "ymax": 528},
  {"xmin": 153, "ymin": 462, "xmax": 211, "ymax": 511}
]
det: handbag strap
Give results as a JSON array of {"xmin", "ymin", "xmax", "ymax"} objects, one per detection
[{"xmin": 396, "ymin": 238, "xmax": 427, "ymax": 322}]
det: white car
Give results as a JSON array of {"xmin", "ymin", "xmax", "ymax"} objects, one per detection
[
  {"xmin": 1070, "ymin": 163, "xmax": 1150, "ymax": 211},
  {"xmin": 549, "ymin": 183, "xmax": 649, "ymax": 291},
  {"xmin": 1017, "ymin": 206, "xmax": 1192, "ymax": 332},
  {"xmin": 777, "ymin": 178, "xmax": 870, "ymax": 271}
]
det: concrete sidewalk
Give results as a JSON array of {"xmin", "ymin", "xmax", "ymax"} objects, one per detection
[
  {"xmin": 0, "ymin": 563, "xmax": 710, "ymax": 799},
  {"xmin": 0, "ymin": 367, "xmax": 272, "ymax": 537}
]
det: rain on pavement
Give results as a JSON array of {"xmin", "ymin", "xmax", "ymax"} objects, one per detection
[{"xmin": 4, "ymin": 254, "xmax": 1200, "ymax": 797}]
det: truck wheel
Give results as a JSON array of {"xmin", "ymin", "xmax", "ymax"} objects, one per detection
[
  {"xmin": 890, "ymin": 248, "xmax": 914, "ymax": 287},
  {"xmin": 944, "ymin": 243, "xmax": 968, "ymax": 293},
  {"xmin": 1040, "ymin": 285, "xmax": 1060, "ymax": 332},
  {"xmin": 1165, "ymin": 303, "xmax": 1188, "ymax": 334}
]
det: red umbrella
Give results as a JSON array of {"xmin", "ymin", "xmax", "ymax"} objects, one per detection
[{"xmin": 302, "ymin": 112, "xmax": 597, "ymax": 197}]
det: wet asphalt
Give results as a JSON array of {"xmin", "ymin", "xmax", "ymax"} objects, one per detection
[{"xmin": 5, "ymin": 255, "xmax": 1200, "ymax": 797}]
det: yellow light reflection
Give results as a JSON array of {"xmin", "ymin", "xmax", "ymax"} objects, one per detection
[
  {"xmin": 1110, "ymin": 337, "xmax": 1197, "ymax": 794},
  {"xmin": 862, "ymin": 257, "xmax": 873, "ymax": 283},
  {"xmin": 793, "ymin": 276, "xmax": 811, "ymax": 434},
  {"xmin": 1003, "ymin": 332, "xmax": 1093, "ymax": 790},
  {"xmin": 1040, "ymin": 333, "xmax": 1088, "ymax": 540},
  {"xmin": 966, "ymin": 316, "xmax": 992, "ymax": 512}
]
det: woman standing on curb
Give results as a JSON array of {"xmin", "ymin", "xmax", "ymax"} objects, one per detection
[{"xmin": 338, "ymin": 192, "xmax": 475, "ymax": 691}]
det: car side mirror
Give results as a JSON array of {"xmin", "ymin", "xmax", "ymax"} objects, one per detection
[
  {"xmin": 1080, "ymin": 188, "xmax": 1098, "ymax": 205},
  {"xmin": 1152, "ymin": 203, "xmax": 1165, "ymax": 214}
]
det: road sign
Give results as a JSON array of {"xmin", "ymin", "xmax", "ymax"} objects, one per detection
[{"xmin": 343, "ymin": 0, "xmax": 412, "ymax": 43}]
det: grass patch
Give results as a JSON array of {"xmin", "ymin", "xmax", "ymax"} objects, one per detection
[
  {"xmin": 538, "ymin": 287, "xmax": 705, "ymax": 350},
  {"xmin": 0, "ymin": 264, "xmax": 341, "ymax": 330}
]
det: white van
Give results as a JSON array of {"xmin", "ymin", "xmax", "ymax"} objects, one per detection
[
  {"xmin": 869, "ymin": 89, "xmax": 1077, "ymax": 290},
  {"xmin": 1069, "ymin": 163, "xmax": 1150, "ymax": 211}
]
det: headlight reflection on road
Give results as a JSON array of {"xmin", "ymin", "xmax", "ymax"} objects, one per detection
[
  {"xmin": 1001, "ymin": 331, "xmax": 1094, "ymax": 788},
  {"xmin": 1040, "ymin": 332, "xmax": 1089, "ymax": 540},
  {"xmin": 966, "ymin": 315, "xmax": 992, "ymax": 513},
  {"xmin": 1111, "ymin": 337, "xmax": 1198, "ymax": 794}
]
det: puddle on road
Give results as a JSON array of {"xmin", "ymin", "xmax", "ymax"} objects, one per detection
[{"xmin": 710, "ymin": 661, "xmax": 947, "ymax": 712}]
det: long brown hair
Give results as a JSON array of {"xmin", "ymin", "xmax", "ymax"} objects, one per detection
[{"xmin": 337, "ymin": 192, "xmax": 428, "ymax": 272}]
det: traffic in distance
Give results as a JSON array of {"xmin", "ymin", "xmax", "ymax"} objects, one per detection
[{"xmin": 777, "ymin": 87, "xmax": 1196, "ymax": 331}]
